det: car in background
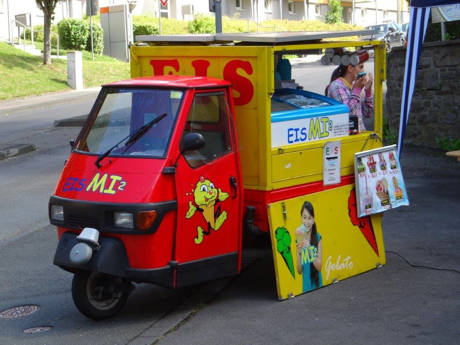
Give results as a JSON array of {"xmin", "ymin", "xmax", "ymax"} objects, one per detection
[
  {"xmin": 401, "ymin": 23, "xmax": 410, "ymax": 40},
  {"xmin": 365, "ymin": 23, "xmax": 406, "ymax": 51}
]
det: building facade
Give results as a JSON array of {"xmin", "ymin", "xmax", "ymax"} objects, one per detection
[
  {"xmin": 136, "ymin": 0, "xmax": 409, "ymax": 25},
  {"xmin": 0, "ymin": 0, "xmax": 85, "ymax": 42},
  {"xmin": 0, "ymin": 0, "xmax": 410, "ymax": 42}
]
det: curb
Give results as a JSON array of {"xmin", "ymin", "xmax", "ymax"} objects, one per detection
[
  {"xmin": 0, "ymin": 144, "xmax": 36, "ymax": 161},
  {"xmin": 53, "ymin": 114, "xmax": 87, "ymax": 127},
  {"xmin": 0, "ymin": 88, "xmax": 100, "ymax": 114}
]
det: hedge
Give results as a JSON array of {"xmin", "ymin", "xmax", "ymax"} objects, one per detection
[
  {"xmin": 133, "ymin": 23, "xmax": 159, "ymax": 39},
  {"xmin": 86, "ymin": 23, "xmax": 104, "ymax": 55},
  {"xmin": 58, "ymin": 18, "xmax": 103, "ymax": 54},
  {"xmin": 25, "ymin": 24, "xmax": 58, "ymax": 45}
]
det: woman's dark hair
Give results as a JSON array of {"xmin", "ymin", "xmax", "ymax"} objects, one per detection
[
  {"xmin": 300, "ymin": 201, "xmax": 320, "ymax": 287},
  {"xmin": 325, "ymin": 64, "xmax": 348, "ymax": 96}
]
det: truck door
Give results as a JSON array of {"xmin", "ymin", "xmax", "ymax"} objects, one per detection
[{"xmin": 174, "ymin": 90, "xmax": 243, "ymax": 287}]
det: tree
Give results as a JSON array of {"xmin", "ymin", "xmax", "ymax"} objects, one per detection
[
  {"xmin": 36, "ymin": 0, "xmax": 59, "ymax": 65},
  {"xmin": 325, "ymin": 0, "xmax": 343, "ymax": 24}
]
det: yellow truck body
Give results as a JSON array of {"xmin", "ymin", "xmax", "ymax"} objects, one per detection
[{"xmin": 130, "ymin": 33, "xmax": 386, "ymax": 193}]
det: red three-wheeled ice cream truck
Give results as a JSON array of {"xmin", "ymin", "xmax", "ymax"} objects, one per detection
[{"xmin": 49, "ymin": 31, "xmax": 396, "ymax": 319}]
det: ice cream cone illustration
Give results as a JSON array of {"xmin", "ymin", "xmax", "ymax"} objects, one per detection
[
  {"xmin": 275, "ymin": 227, "xmax": 295, "ymax": 278},
  {"xmin": 376, "ymin": 178, "xmax": 390, "ymax": 207},
  {"xmin": 389, "ymin": 152, "xmax": 397, "ymax": 170},
  {"xmin": 367, "ymin": 155, "xmax": 377, "ymax": 173},
  {"xmin": 392, "ymin": 176, "xmax": 403, "ymax": 200},
  {"xmin": 364, "ymin": 176, "xmax": 372, "ymax": 210},
  {"xmin": 378, "ymin": 153, "xmax": 387, "ymax": 171},
  {"xmin": 357, "ymin": 157, "xmax": 366, "ymax": 174}
]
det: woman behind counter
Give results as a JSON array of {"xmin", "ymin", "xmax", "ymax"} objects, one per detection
[{"xmin": 325, "ymin": 52, "xmax": 374, "ymax": 132}]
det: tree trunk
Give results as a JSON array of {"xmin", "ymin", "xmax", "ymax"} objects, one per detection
[{"xmin": 43, "ymin": 11, "xmax": 52, "ymax": 65}]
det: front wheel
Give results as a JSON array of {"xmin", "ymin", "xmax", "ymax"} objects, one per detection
[{"xmin": 72, "ymin": 271, "xmax": 132, "ymax": 320}]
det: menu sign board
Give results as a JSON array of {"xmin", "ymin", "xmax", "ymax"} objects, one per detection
[
  {"xmin": 323, "ymin": 141, "xmax": 341, "ymax": 185},
  {"xmin": 354, "ymin": 145, "xmax": 409, "ymax": 217}
]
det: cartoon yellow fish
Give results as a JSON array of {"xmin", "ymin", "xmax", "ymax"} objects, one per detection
[{"xmin": 186, "ymin": 176, "xmax": 229, "ymax": 244}]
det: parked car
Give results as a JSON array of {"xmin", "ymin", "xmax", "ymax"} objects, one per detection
[
  {"xmin": 365, "ymin": 23, "xmax": 406, "ymax": 51},
  {"xmin": 401, "ymin": 23, "xmax": 410, "ymax": 40}
]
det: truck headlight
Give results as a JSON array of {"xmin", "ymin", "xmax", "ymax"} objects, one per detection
[
  {"xmin": 114, "ymin": 212, "xmax": 133, "ymax": 229},
  {"xmin": 50, "ymin": 205, "xmax": 64, "ymax": 221}
]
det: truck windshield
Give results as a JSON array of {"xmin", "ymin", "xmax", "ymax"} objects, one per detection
[{"xmin": 76, "ymin": 88, "xmax": 183, "ymax": 158}]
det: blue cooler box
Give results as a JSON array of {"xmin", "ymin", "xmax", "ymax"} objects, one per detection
[{"xmin": 271, "ymin": 88, "xmax": 349, "ymax": 148}]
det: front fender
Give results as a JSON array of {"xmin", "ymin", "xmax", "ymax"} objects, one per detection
[{"xmin": 54, "ymin": 232, "xmax": 129, "ymax": 277}]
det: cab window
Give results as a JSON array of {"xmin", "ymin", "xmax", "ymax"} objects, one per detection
[
  {"xmin": 182, "ymin": 92, "xmax": 232, "ymax": 168},
  {"xmin": 77, "ymin": 88, "xmax": 183, "ymax": 158}
]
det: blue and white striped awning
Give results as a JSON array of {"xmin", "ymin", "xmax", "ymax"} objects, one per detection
[{"xmin": 397, "ymin": 0, "xmax": 460, "ymax": 157}]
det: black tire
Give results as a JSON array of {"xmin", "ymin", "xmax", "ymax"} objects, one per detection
[{"xmin": 72, "ymin": 271, "xmax": 131, "ymax": 320}]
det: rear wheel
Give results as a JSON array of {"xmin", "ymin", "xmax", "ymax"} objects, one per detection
[{"xmin": 72, "ymin": 271, "xmax": 132, "ymax": 320}]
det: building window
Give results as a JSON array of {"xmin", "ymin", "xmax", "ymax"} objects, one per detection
[
  {"xmin": 315, "ymin": 5, "xmax": 320, "ymax": 15},
  {"xmin": 264, "ymin": 0, "xmax": 272, "ymax": 12},
  {"xmin": 288, "ymin": 0, "xmax": 295, "ymax": 14},
  {"xmin": 361, "ymin": 8, "xmax": 367, "ymax": 17},
  {"xmin": 235, "ymin": 0, "xmax": 243, "ymax": 10}
]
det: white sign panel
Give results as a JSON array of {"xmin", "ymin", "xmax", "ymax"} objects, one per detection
[
  {"xmin": 354, "ymin": 145, "xmax": 409, "ymax": 218},
  {"xmin": 271, "ymin": 113, "xmax": 349, "ymax": 147},
  {"xmin": 323, "ymin": 141, "xmax": 341, "ymax": 185}
]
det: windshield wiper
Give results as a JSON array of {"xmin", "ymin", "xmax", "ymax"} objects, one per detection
[{"xmin": 94, "ymin": 112, "xmax": 167, "ymax": 168}]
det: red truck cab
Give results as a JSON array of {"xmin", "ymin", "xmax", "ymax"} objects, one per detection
[{"xmin": 49, "ymin": 75, "xmax": 244, "ymax": 319}]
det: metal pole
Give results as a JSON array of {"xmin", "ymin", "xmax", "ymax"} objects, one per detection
[
  {"xmin": 23, "ymin": 24, "xmax": 26, "ymax": 51},
  {"xmin": 441, "ymin": 21, "xmax": 446, "ymax": 41},
  {"xmin": 352, "ymin": 0, "xmax": 355, "ymax": 25},
  {"xmin": 279, "ymin": 0, "xmax": 282, "ymax": 20},
  {"xmin": 304, "ymin": 0, "xmax": 308, "ymax": 20},
  {"xmin": 90, "ymin": 0, "xmax": 94, "ymax": 60},
  {"xmin": 158, "ymin": 0, "xmax": 162, "ymax": 35},
  {"xmin": 215, "ymin": 0, "xmax": 222, "ymax": 33},
  {"xmin": 31, "ymin": 13, "xmax": 34, "ymax": 46},
  {"xmin": 256, "ymin": 0, "xmax": 259, "ymax": 32},
  {"xmin": 6, "ymin": 0, "xmax": 11, "ymax": 43},
  {"xmin": 375, "ymin": 0, "xmax": 378, "ymax": 25},
  {"xmin": 250, "ymin": 0, "xmax": 254, "ymax": 31}
]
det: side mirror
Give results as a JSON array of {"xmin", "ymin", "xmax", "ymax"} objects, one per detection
[{"xmin": 180, "ymin": 132, "xmax": 205, "ymax": 153}]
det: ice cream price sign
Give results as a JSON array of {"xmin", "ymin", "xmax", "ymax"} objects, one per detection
[
  {"xmin": 354, "ymin": 145, "xmax": 409, "ymax": 217},
  {"xmin": 323, "ymin": 141, "xmax": 341, "ymax": 185}
]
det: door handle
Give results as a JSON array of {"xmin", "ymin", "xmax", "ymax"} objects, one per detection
[{"xmin": 229, "ymin": 176, "xmax": 237, "ymax": 199}]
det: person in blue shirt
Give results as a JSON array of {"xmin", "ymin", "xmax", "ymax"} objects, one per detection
[{"xmin": 295, "ymin": 201, "xmax": 323, "ymax": 292}]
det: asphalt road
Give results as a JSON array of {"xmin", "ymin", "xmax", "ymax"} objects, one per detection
[
  {"xmin": 0, "ymin": 60, "xmax": 459, "ymax": 345},
  {"xmin": 0, "ymin": 90, "xmax": 98, "ymax": 244}
]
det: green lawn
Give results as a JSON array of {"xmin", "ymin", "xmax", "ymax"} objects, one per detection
[
  {"xmin": 1, "ymin": 17, "xmax": 363, "ymax": 101},
  {"xmin": 0, "ymin": 42, "xmax": 129, "ymax": 100}
]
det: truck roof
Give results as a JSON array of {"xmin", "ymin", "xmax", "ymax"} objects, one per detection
[
  {"xmin": 136, "ymin": 30, "xmax": 375, "ymax": 45},
  {"xmin": 104, "ymin": 75, "xmax": 232, "ymax": 89}
]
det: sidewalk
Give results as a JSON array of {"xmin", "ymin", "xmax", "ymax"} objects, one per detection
[
  {"xmin": 142, "ymin": 144, "xmax": 460, "ymax": 345},
  {"xmin": 0, "ymin": 87, "xmax": 99, "ymax": 160},
  {"xmin": 0, "ymin": 87, "xmax": 100, "ymax": 114}
]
